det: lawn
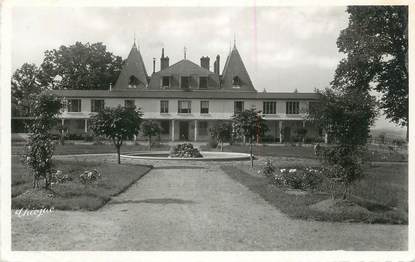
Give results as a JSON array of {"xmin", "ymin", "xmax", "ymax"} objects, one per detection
[
  {"xmin": 11, "ymin": 156, "xmax": 152, "ymax": 210},
  {"xmin": 203, "ymin": 144, "xmax": 407, "ymax": 162},
  {"xmin": 221, "ymin": 162, "xmax": 408, "ymax": 224},
  {"xmin": 12, "ymin": 143, "xmax": 170, "ymax": 156}
]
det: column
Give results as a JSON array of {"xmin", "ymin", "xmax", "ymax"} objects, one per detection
[
  {"xmin": 194, "ymin": 119, "xmax": 198, "ymax": 142},
  {"xmin": 61, "ymin": 119, "xmax": 65, "ymax": 135},
  {"xmin": 324, "ymin": 130, "xmax": 328, "ymax": 144},
  {"xmin": 279, "ymin": 121, "xmax": 283, "ymax": 143},
  {"xmin": 84, "ymin": 119, "xmax": 88, "ymax": 133},
  {"xmin": 171, "ymin": 119, "xmax": 175, "ymax": 142}
]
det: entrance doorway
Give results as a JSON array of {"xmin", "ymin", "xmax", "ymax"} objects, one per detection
[
  {"xmin": 179, "ymin": 121, "xmax": 189, "ymax": 141},
  {"xmin": 283, "ymin": 126, "xmax": 291, "ymax": 143}
]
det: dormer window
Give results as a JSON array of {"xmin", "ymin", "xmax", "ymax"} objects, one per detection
[
  {"xmin": 181, "ymin": 76, "xmax": 190, "ymax": 89},
  {"xmin": 162, "ymin": 76, "xmax": 170, "ymax": 88},
  {"xmin": 128, "ymin": 75, "xmax": 140, "ymax": 88},
  {"xmin": 199, "ymin": 77, "xmax": 208, "ymax": 89},
  {"xmin": 232, "ymin": 76, "xmax": 241, "ymax": 88}
]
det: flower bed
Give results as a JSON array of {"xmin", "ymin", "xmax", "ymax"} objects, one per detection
[
  {"xmin": 259, "ymin": 160, "xmax": 324, "ymax": 190},
  {"xmin": 169, "ymin": 143, "xmax": 203, "ymax": 158}
]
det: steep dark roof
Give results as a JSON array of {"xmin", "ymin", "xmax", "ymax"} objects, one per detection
[
  {"xmin": 113, "ymin": 43, "xmax": 148, "ymax": 89},
  {"xmin": 221, "ymin": 46, "xmax": 255, "ymax": 92},
  {"xmin": 49, "ymin": 89, "xmax": 319, "ymax": 100}
]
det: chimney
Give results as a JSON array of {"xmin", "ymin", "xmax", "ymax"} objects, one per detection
[
  {"xmin": 153, "ymin": 58, "xmax": 156, "ymax": 74},
  {"xmin": 160, "ymin": 48, "xmax": 169, "ymax": 70},
  {"xmin": 214, "ymin": 55, "xmax": 220, "ymax": 74},
  {"xmin": 200, "ymin": 56, "xmax": 210, "ymax": 70}
]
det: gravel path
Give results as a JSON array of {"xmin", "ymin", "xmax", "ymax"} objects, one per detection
[{"xmin": 12, "ymin": 155, "xmax": 407, "ymax": 250}]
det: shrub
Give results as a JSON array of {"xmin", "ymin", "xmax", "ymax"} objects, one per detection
[
  {"xmin": 261, "ymin": 162, "xmax": 324, "ymax": 191},
  {"xmin": 79, "ymin": 169, "xmax": 101, "ymax": 184},
  {"xmin": 260, "ymin": 159, "xmax": 276, "ymax": 177},
  {"xmin": 169, "ymin": 143, "xmax": 203, "ymax": 158},
  {"xmin": 50, "ymin": 169, "xmax": 72, "ymax": 184},
  {"xmin": 207, "ymin": 137, "xmax": 218, "ymax": 149},
  {"xmin": 84, "ymin": 132, "xmax": 94, "ymax": 142},
  {"xmin": 393, "ymin": 138, "xmax": 405, "ymax": 147}
]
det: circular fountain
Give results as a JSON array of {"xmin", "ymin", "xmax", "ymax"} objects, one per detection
[{"xmin": 121, "ymin": 151, "xmax": 251, "ymax": 161}]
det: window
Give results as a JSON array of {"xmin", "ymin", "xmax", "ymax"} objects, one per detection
[
  {"xmin": 162, "ymin": 76, "xmax": 170, "ymax": 88},
  {"xmin": 198, "ymin": 121, "xmax": 208, "ymax": 136},
  {"xmin": 160, "ymin": 100, "xmax": 169, "ymax": 113},
  {"xmin": 91, "ymin": 99, "xmax": 104, "ymax": 113},
  {"xmin": 232, "ymin": 76, "xmax": 241, "ymax": 87},
  {"xmin": 129, "ymin": 75, "xmax": 140, "ymax": 88},
  {"xmin": 181, "ymin": 76, "xmax": 190, "ymax": 89},
  {"xmin": 200, "ymin": 101, "xmax": 209, "ymax": 114},
  {"xmin": 67, "ymin": 99, "xmax": 81, "ymax": 112},
  {"xmin": 234, "ymin": 101, "xmax": 244, "ymax": 114},
  {"xmin": 263, "ymin": 101, "xmax": 276, "ymax": 115},
  {"xmin": 199, "ymin": 77, "xmax": 208, "ymax": 89},
  {"xmin": 125, "ymin": 100, "xmax": 135, "ymax": 108},
  {"xmin": 160, "ymin": 120, "xmax": 170, "ymax": 134},
  {"xmin": 178, "ymin": 100, "xmax": 191, "ymax": 113},
  {"xmin": 286, "ymin": 101, "xmax": 300, "ymax": 114}
]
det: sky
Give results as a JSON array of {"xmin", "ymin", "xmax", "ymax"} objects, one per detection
[{"xmin": 11, "ymin": 6, "xmax": 405, "ymax": 131}]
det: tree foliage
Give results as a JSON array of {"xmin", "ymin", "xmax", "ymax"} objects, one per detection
[
  {"xmin": 232, "ymin": 108, "xmax": 268, "ymax": 167},
  {"xmin": 141, "ymin": 120, "xmax": 161, "ymax": 151},
  {"xmin": 39, "ymin": 42, "xmax": 123, "ymax": 90},
  {"xmin": 310, "ymin": 88, "xmax": 378, "ymax": 146},
  {"xmin": 22, "ymin": 93, "xmax": 63, "ymax": 189},
  {"xmin": 90, "ymin": 105, "xmax": 143, "ymax": 164},
  {"xmin": 334, "ymin": 6, "xmax": 408, "ymax": 132},
  {"xmin": 11, "ymin": 63, "xmax": 42, "ymax": 116},
  {"xmin": 209, "ymin": 122, "xmax": 232, "ymax": 151}
]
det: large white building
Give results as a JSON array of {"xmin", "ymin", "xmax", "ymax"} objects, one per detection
[{"xmin": 49, "ymin": 42, "xmax": 322, "ymax": 143}]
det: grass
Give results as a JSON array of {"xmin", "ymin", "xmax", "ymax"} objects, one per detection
[
  {"xmin": 12, "ymin": 143, "xmax": 170, "ymax": 156},
  {"xmin": 202, "ymin": 144, "xmax": 407, "ymax": 162},
  {"xmin": 11, "ymin": 156, "xmax": 152, "ymax": 210},
  {"xmin": 221, "ymin": 162, "xmax": 408, "ymax": 224}
]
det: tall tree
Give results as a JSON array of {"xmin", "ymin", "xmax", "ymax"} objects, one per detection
[
  {"xmin": 334, "ymin": 6, "xmax": 408, "ymax": 139},
  {"xmin": 39, "ymin": 42, "xmax": 123, "ymax": 90},
  {"xmin": 232, "ymin": 108, "xmax": 268, "ymax": 167},
  {"xmin": 90, "ymin": 105, "xmax": 143, "ymax": 164},
  {"xmin": 11, "ymin": 63, "xmax": 42, "ymax": 116}
]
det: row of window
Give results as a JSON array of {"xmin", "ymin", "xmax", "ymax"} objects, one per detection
[
  {"xmin": 66, "ymin": 99, "xmax": 302, "ymax": 115},
  {"xmin": 162, "ymin": 76, "xmax": 209, "ymax": 89},
  {"xmin": 128, "ymin": 75, "xmax": 242, "ymax": 90}
]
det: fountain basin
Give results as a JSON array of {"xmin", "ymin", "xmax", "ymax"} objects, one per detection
[{"xmin": 121, "ymin": 151, "xmax": 251, "ymax": 161}]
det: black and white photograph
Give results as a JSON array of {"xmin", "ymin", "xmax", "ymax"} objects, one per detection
[{"xmin": 1, "ymin": 0, "xmax": 413, "ymax": 261}]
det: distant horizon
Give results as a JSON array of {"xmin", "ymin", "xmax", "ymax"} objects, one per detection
[{"xmin": 11, "ymin": 6, "xmax": 406, "ymax": 131}]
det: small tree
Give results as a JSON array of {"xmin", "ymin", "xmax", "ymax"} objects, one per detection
[
  {"xmin": 141, "ymin": 120, "xmax": 161, "ymax": 151},
  {"xmin": 90, "ymin": 105, "xmax": 143, "ymax": 164},
  {"xmin": 232, "ymin": 108, "xmax": 268, "ymax": 167},
  {"xmin": 23, "ymin": 93, "xmax": 63, "ymax": 189},
  {"xmin": 209, "ymin": 122, "xmax": 232, "ymax": 151}
]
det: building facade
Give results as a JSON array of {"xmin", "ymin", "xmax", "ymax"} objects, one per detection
[{"xmin": 49, "ymin": 42, "xmax": 322, "ymax": 143}]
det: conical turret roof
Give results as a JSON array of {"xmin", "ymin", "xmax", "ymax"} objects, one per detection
[
  {"xmin": 221, "ymin": 45, "xmax": 255, "ymax": 92},
  {"xmin": 113, "ymin": 43, "xmax": 148, "ymax": 89}
]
